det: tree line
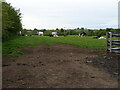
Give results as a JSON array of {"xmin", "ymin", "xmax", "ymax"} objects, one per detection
[{"xmin": 21, "ymin": 28, "xmax": 120, "ymax": 36}]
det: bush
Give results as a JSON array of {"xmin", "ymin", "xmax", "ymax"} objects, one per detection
[{"xmin": 2, "ymin": 2, "xmax": 22, "ymax": 41}]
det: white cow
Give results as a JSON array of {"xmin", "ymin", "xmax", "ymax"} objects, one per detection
[
  {"xmin": 38, "ymin": 32, "xmax": 43, "ymax": 36},
  {"xmin": 79, "ymin": 32, "xmax": 87, "ymax": 37},
  {"xmin": 19, "ymin": 31, "xmax": 22, "ymax": 35},
  {"xmin": 53, "ymin": 35, "xmax": 59, "ymax": 37},
  {"xmin": 52, "ymin": 32, "xmax": 57, "ymax": 35},
  {"xmin": 25, "ymin": 34, "xmax": 28, "ymax": 36},
  {"xmin": 98, "ymin": 36, "xmax": 106, "ymax": 39},
  {"xmin": 52, "ymin": 32, "xmax": 58, "ymax": 37}
]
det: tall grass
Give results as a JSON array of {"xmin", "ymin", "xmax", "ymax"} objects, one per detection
[{"xmin": 3, "ymin": 35, "xmax": 106, "ymax": 57}]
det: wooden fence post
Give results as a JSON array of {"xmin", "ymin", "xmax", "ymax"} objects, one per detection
[
  {"xmin": 109, "ymin": 32, "xmax": 112, "ymax": 52},
  {"xmin": 106, "ymin": 32, "xmax": 108, "ymax": 52}
]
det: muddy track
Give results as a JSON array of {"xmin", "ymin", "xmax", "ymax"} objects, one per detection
[{"xmin": 3, "ymin": 44, "xmax": 118, "ymax": 88}]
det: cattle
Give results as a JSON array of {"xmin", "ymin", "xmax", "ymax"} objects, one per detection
[
  {"xmin": 18, "ymin": 31, "xmax": 32, "ymax": 36},
  {"xmin": 20, "ymin": 34, "xmax": 28, "ymax": 36},
  {"xmin": 49, "ymin": 34, "xmax": 53, "ymax": 37},
  {"xmin": 38, "ymin": 32, "xmax": 43, "ymax": 36},
  {"xmin": 52, "ymin": 32, "xmax": 57, "ymax": 35},
  {"xmin": 98, "ymin": 36, "xmax": 106, "ymax": 39},
  {"xmin": 58, "ymin": 34, "xmax": 66, "ymax": 37},
  {"xmin": 19, "ymin": 31, "xmax": 22, "ymax": 35},
  {"xmin": 93, "ymin": 35, "xmax": 101, "ymax": 39},
  {"xmin": 93, "ymin": 35, "xmax": 106, "ymax": 39},
  {"xmin": 18, "ymin": 31, "xmax": 22, "ymax": 36},
  {"xmin": 18, "ymin": 31, "xmax": 26, "ymax": 36},
  {"xmin": 79, "ymin": 32, "xmax": 87, "ymax": 37},
  {"xmin": 52, "ymin": 32, "xmax": 59, "ymax": 37},
  {"xmin": 53, "ymin": 35, "xmax": 59, "ymax": 37}
]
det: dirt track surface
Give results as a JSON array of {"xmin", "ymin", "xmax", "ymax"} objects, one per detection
[{"xmin": 3, "ymin": 44, "xmax": 119, "ymax": 88}]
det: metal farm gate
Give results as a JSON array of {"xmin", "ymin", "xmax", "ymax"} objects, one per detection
[{"xmin": 106, "ymin": 32, "xmax": 120, "ymax": 53}]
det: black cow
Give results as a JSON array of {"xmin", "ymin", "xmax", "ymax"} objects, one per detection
[
  {"xmin": 49, "ymin": 34, "xmax": 53, "ymax": 37},
  {"xmin": 79, "ymin": 32, "xmax": 87, "ymax": 37},
  {"xmin": 93, "ymin": 35, "xmax": 101, "ymax": 39}
]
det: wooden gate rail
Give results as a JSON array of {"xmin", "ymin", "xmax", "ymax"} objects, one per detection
[{"xmin": 106, "ymin": 32, "xmax": 120, "ymax": 53}]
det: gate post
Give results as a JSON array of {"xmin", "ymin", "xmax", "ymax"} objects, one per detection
[{"xmin": 109, "ymin": 32, "xmax": 112, "ymax": 52}]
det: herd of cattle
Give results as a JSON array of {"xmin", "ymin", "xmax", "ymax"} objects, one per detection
[{"xmin": 19, "ymin": 31, "xmax": 106, "ymax": 39}]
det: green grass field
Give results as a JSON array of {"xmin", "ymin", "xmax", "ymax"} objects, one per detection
[{"xmin": 3, "ymin": 35, "xmax": 106, "ymax": 57}]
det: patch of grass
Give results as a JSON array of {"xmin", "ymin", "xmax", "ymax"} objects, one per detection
[
  {"xmin": 3, "ymin": 35, "xmax": 106, "ymax": 57},
  {"xmin": 8, "ymin": 48, "xmax": 23, "ymax": 57},
  {"xmin": 43, "ymin": 35, "xmax": 106, "ymax": 50}
]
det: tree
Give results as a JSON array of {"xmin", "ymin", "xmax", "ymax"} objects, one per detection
[
  {"xmin": 81, "ymin": 27, "xmax": 84, "ymax": 30},
  {"xmin": 32, "ymin": 28, "xmax": 38, "ymax": 35},
  {"xmin": 34, "ymin": 28, "xmax": 37, "ymax": 30},
  {"xmin": 106, "ymin": 28, "xmax": 113, "ymax": 32},
  {"xmin": 56, "ymin": 28, "xmax": 59, "ymax": 30},
  {"xmin": 60, "ymin": 28, "xmax": 64, "ymax": 32},
  {"xmin": 2, "ymin": 2, "xmax": 22, "ymax": 41},
  {"xmin": 76, "ymin": 27, "xmax": 80, "ymax": 30}
]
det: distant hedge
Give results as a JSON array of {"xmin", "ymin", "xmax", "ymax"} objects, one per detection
[
  {"xmin": 22, "ymin": 28, "xmax": 120, "ymax": 36},
  {"xmin": 2, "ymin": 2, "xmax": 22, "ymax": 41}
]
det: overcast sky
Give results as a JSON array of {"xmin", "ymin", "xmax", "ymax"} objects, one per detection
[{"xmin": 6, "ymin": 0, "xmax": 119, "ymax": 29}]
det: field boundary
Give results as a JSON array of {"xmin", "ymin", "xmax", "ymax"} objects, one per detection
[{"xmin": 106, "ymin": 32, "xmax": 120, "ymax": 53}]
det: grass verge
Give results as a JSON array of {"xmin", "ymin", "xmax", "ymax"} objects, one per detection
[{"xmin": 3, "ymin": 35, "xmax": 106, "ymax": 57}]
